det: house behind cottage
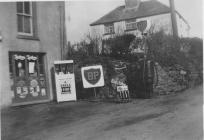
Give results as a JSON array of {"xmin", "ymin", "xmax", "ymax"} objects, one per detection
[
  {"xmin": 0, "ymin": 2, "xmax": 66, "ymax": 107},
  {"xmin": 90, "ymin": 0, "xmax": 190, "ymax": 39}
]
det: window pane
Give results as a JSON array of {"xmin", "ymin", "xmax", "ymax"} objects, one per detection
[
  {"xmin": 24, "ymin": 16, "xmax": 31, "ymax": 33},
  {"xmin": 24, "ymin": 2, "xmax": 30, "ymax": 14},
  {"xmin": 38, "ymin": 55, "xmax": 44, "ymax": 65},
  {"xmin": 105, "ymin": 24, "xmax": 114, "ymax": 34},
  {"xmin": 17, "ymin": 15, "xmax": 23, "ymax": 32},
  {"xmin": 39, "ymin": 65, "xmax": 44, "ymax": 75},
  {"xmin": 15, "ymin": 60, "xmax": 26, "ymax": 77},
  {"xmin": 17, "ymin": 2, "xmax": 23, "ymax": 13}
]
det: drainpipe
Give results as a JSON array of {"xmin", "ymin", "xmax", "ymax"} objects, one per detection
[
  {"xmin": 59, "ymin": 4, "xmax": 65, "ymax": 60},
  {"xmin": 169, "ymin": 0, "xmax": 178, "ymax": 38}
]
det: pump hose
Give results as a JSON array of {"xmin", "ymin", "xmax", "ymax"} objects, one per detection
[{"xmin": 153, "ymin": 63, "xmax": 159, "ymax": 87}]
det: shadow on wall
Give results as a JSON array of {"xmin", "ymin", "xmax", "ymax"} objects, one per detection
[{"xmin": 50, "ymin": 67, "xmax": 57, "ymax": 102}]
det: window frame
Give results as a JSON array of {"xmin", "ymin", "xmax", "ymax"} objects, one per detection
[
  {"xmin": 125, "ymin": 18, "xmax": 137, "ymax": 31},
  {"xmin": 104, "ymin": 23, "xmax": 115, "ymax": 35},
  {"xmin": 16, "ymin": 2, "xmax": 33, "ymax": 36}
]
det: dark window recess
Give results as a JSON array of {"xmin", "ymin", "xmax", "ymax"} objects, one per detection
[
  {"xmin": 17, "ymin": 2, "xmax": 23, "ymax": 13},
  {"xmin": 17, "ymin": 15, "xmax": 23, "ymax": 32},
  {"xmin": 24, "ymin": 16, "xmax": 31, "ymax": 33},
  {"xmin": 38, "ymin": 55, "xmax": 45, "ymax": 75},
  {"xmin": 24, "ymin": 2, "xmax": 30, "ymax": 14},
  {"xmin": 9, "ymin": 54, "xmax": 13, "ymax": 78}
]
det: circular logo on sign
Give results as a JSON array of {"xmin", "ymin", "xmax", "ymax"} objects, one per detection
[{"xmin": 84, "ymin": 68, "xmax": 101, "ymax": 85}]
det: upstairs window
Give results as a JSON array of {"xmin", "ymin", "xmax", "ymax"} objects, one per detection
[
  {"xmin": 126, "ymin": 19, "xmax": 137, "ymax": 30},
  {"xmin": 104, "ymin": 23, "xmax": 114, "ymax": 34},
  {"xmin": 17, "ymin": 2, "xmax": 33, "ymax": 36}
]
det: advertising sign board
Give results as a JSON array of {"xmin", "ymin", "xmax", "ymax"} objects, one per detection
[
  {"xmin": 81, "ymin": 65, "xmax": 104, "ymax": 88},
  {"xmin": 54, "ymin": 60, "xmax": 76, "ymax": 102}
]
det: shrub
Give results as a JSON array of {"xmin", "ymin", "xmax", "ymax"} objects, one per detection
[
  {"xmin": 148, "ymin": 31, "xmax": 203, "ymax": 85},
  {"xmin": 103, "ymin": 34, "xmax": 135, "ymax": 58}
]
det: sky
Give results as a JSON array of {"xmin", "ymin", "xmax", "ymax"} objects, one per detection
[{"xmin": 65, "ymin": 0, "xmax": 203, "ymax": 44}]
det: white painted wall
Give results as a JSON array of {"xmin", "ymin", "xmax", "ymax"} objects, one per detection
[
  {"xmin": 91, "ymin": 13, "xmax": 174, "ymax": 39},
  {"xmin": 176, "ymin": 14, "xmax": 190, "ymax": 37}
]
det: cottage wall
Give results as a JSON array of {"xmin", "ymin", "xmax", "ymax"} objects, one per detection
[
  {"xmin": 91, "ymin": 13, "xmax": 173, "ymax": 39},
  {"xmin": 0, "ymin": 2, "xmax": 64, "ymax": 107},
  {"xmin": 176, "ymin": 14, "xmax": 190, "ymax": 37}
]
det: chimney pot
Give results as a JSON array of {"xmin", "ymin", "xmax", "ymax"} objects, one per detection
[{"xmin": 125, "ymin": 0, "xmax": 141, "ymax": 9}]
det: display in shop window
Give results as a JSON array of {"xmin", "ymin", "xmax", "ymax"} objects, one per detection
[
  {"xmin": 17, "ymin": 62, "xmax": 25, "ymax": 77},
  {"xmin": 41, "ymin": 88, "xmax": 46, "ymax": 96},
  {"xmin": 14, "ymin": 55, "xmax": 25, "ymax": 60},
  {"xmin": 26, "ymin": 55, "xmax": 38, "ymax": 61},
  {"xmin": 29, "ymin": 62, "xmax": 35, "ymax": 74},
  {"xmin": 30, "ymin": 79, "xmax": 39, "ymax": 97},
  {"xmin": 30, "ymin": 79, "xmax": 38, "ymax": 87},
  {"xmin": 11, "ymin": 53, "xmax": 49, "ymax": 105},
  {"xmin": 17, "ymin": 87, "xmax": 28, "ymax": 98},
  {"xmin": 40, "ymin": 78, "xmax": 45, "ymax": 87},
  {"xmin": 16, "ymin": 80, "xmax": 26, "ymax": 87},
  {"xmin": 16, "ymin": 87, "xmax": 21, "ymax": 94},
  {"xmin": 22, "ymin": 87, "xmax": 28, "ymax": 95},
  {"xmin": 30, "ymin": 87, "xmax": 38, "ymax": 97}
]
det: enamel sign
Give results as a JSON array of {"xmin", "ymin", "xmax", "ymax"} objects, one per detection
[
  {"xmin": 137, "ymin": 19, "xmax": 151, "ymax": 33},
  {"xmin": 81, "ymin": 65, "xmax": 104, "ymax": 88},
  {"xmin": 54, "ymin": 60, "xmax": 76, "ymax": 102}
]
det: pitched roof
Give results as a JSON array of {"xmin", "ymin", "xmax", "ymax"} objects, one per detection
[{"xmin": 90, "ymin": 0, "xmax": 171, "ymax": 26}]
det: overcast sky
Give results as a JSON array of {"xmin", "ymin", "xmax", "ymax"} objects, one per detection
[{"xmin": 66, "ymin": 0, "xmax": 203, "ymax": 43}]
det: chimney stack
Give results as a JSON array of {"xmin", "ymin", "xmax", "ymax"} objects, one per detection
[{"xmin": 125, "ymin": 0, "xmax": 141, "ymax": 10}]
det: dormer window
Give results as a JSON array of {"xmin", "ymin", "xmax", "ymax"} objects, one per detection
[
  {"xmin": 104, "ymin": 23, "xmax": 114, "ymax": 35},
  {"xmin": 126, "ymin": 19, "xmax": 137, "ymax": 31}
]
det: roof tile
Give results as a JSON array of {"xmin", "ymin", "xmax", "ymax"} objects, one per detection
[{"xmin": 90, "ymin": 0, "xmax": 170, "ymax": 26}]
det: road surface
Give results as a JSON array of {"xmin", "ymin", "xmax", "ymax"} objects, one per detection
[{"xmin": 2, "ymin": 85, "xmax": 203, "ymax": 140}]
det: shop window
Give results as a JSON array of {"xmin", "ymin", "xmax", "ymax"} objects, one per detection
[{"xmin": 9, "ymin": 52, "xmax": 48, "ymax": 105}]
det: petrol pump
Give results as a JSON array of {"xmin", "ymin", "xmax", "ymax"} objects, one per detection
[
  {"xmin": 128, "ymin": 20, "xmax": 156, "ymax": 98},
  {"xmin": 54, "ymin": 60, "xmax": 76, "ymax": 102}
]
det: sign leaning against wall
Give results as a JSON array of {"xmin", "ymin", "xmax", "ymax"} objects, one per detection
[{"xmin": 81, "ymin": 65, "xmax": 105, "ymax": 88}]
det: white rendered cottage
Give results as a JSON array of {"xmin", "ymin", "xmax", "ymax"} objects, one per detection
[{"xmin": 90, "ymin": 0, "xmax": 190, "ymax": 40}]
